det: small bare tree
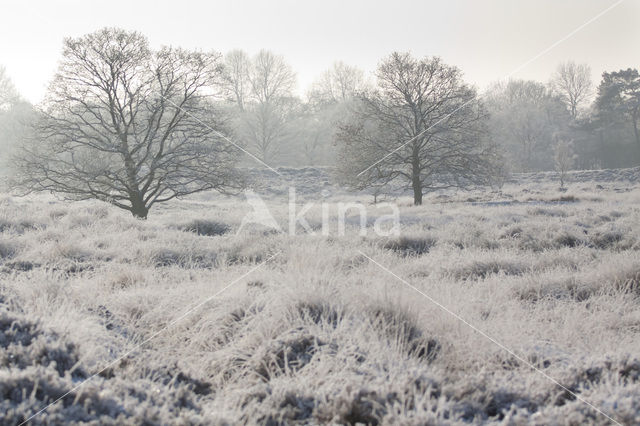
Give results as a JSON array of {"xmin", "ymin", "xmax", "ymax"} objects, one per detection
[
  {"xmin": 12, "ymin": 28, "xmax": 242, "ymax": 219},
  {"xmin": 550, "ymin": 61, "xmax": 593, "ymax": 119},
  {"xmin": 554, "ymin": 138, "xmax": 576, "ymax": 189}
]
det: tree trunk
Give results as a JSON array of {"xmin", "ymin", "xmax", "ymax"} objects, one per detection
[
  {"xmin": 412, "ymin": 165, "xmax": 422, "ymax": 206},
  {"xmin": 633, "ymin": 107, "xmax": 640, "ymax": 154},
  {"xmin": 130, "ymin": 195, "xmax": 148, "ymax": 219}
]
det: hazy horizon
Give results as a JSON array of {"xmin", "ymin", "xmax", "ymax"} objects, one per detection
[{"xmin": 1, "ymin": 0, "xmax": 638, "ymax": 104}]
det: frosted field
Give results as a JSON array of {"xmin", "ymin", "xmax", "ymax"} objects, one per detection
[{"xmin": 1, "ymin": 169, "xmax": 639, "ymax": 425}]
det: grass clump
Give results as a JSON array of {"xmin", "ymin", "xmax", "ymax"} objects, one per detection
[
  {"xmin": 296, "ymin": 301, "xmax": 343, "ymax": 328},
  {"xmin": 554, "ymin": 233, "xmax": 585, "ymax": 248},
  {"xmin": 179, "ymin": 219, "xmax": 230, "ymax": 236},
  {"xmin": 366, "ymin": 306, "xmax": 440, "ymax": 362},
  {"xmin": 590, "ymin": 231, "xmax": 625, "ymax": 250},
  {"xmin": 529, "ymin": 207, "xmax": 568, "ymax": 218},
  {"xmin": 548, "ymin": 195, "xmax": 579, "ymax": 202},
  {"xmin": 383, "ymin": 236, "xmax": 436, "ymax": 256},
  {"xmin": 612, "ymin": 267, "xmax": 640, "ymax": 296},
  {"xmin": 149, "ymin": 247, "xmax": 218, "ymax": 268},
  {"xmin": 0, "ymin": 241, "xmax": 18, "ymax": 260},
  {"xmin": 451, "ymin": 260, "xmax": 527, "ymax": 280},
  {"xmin": 253, "ymin": 329, "xmax": 325, "ymax": 380},
  {"xmin": 0, "ymin": 306, "xmax": 209, "ymax": 425}
]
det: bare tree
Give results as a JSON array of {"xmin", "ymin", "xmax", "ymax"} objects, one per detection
[
  {"xmin": 12, "ymin": 28, "xmax": 242, "ymax": 219},
  {"xmin": 336, "ymin": 52, "xmax": 502, "ymax": 205},
  {"xmin": 239, "ymin": 97, "xmax": 299, "ymax": 164},
  {"xmin": 553, "ymin": 138, "xmax": 576, "ymax": 189},
  {"xmin": 308, "ymin": 61, "xmax": 365, "ymax": 105},
  {"xmin": 296, "ymin": 62, "xmax": 366, "ymax": 167},
  {"xmin": 232, "ymin": 50, "xmax": 298, "ymax": 163},
  {"xmin": 222, "ymin": 50, "xmax": 251, "ymax": 111},
  {"xmin": 249, "ymin": 50, "xmax": 296, "ymax": 104},
  {"xmin": 550, "ymin": 61, "xmax": 593, "ymax": 119},
  {"xmin": 486, "ymin": 80, "xmax": 569, "ymax": 172},
  {"xmin": 0, "ymin": 65, "xmax": 19, "ymax": 110},
  {"xmin": 0, "ymin": 69, "xmax": 33, "ymax": 177}
]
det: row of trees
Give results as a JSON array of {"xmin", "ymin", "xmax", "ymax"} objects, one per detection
[
  {"xmin": 218, "ymin": 50, "xmax": 366, "ymax": 166},
  {"xmin": 487, "ymin": 64, "xmax": 640, "ymax": 172},
  {"xmin": 0, "ymin": 66, "xmax": 31, "ymax": 173},
  {"xmin": 216, "ymin": 53, "xmax": 640, "ymax": 174},
  {"xmin": 1, "ymin": 28, "xmax": 638, "ymax": 216}
]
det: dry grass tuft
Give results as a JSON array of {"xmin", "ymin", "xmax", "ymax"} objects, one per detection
[
  {"xmin": 383, "ymin": 236, "xmax": 437, "ymax": 256},
  {"xmin": 178, "ymin": 219, "xmax": 230, "ymax": 237},
  {"xmin": 366, "ymin": 305, "xmax": 440, "ymax": 362},
  {"xmin": 450, "ymin": 260, "xmax": 527, "ymax": 280}
]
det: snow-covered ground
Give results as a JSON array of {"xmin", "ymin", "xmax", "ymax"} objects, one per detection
[{"xmin": 1, "ymin": 168, "xmax": 639, "ymax": 424}]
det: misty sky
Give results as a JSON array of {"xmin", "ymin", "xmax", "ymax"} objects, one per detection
[{"xmin": 1, "ymin": 0, "xmax": 638, "ymax": 104}]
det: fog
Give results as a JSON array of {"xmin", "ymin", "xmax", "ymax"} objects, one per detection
[{"xmin": 2, "ymin": 0, "xmax": 638, "ymax": 103}]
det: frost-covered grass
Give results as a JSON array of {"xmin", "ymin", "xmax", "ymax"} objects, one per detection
[{"xmin": 1, "ymin": 173, "xmax": 640, "ymax": 425}]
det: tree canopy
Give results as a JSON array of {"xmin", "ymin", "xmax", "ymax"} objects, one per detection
[
  {"xmin": 13, "ymin": 28, "xmax": 242, "ymax": 218},
  {"xmin": 336, "ymin": 52, "xmax": 502, "ymax": 205}
]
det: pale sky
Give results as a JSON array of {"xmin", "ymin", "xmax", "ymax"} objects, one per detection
[{"xmin": 1, "ymin": 0, "xmax": 639, "ymax": 104}]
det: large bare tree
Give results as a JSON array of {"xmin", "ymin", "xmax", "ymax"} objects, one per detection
[
  {"xmin": 549, "ymin": 61, "xmax": 593, "ymax": 119},
  {"xmin": 13, "ymin": 28, "xmax": 241, "ymax": 218},
  {"xmin": 336, "ymin": 52, "xmax": 501, "ymax": 205}
]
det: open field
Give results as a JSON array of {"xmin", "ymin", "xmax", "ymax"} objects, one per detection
[{"xmin": 1, "ymin": 169, "xmax": 640, "ymax": 425}]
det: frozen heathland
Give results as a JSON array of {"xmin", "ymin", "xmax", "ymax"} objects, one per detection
[{"xmin": 1, "ymin": 168, "xmax": 639, "ymax": 425}]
